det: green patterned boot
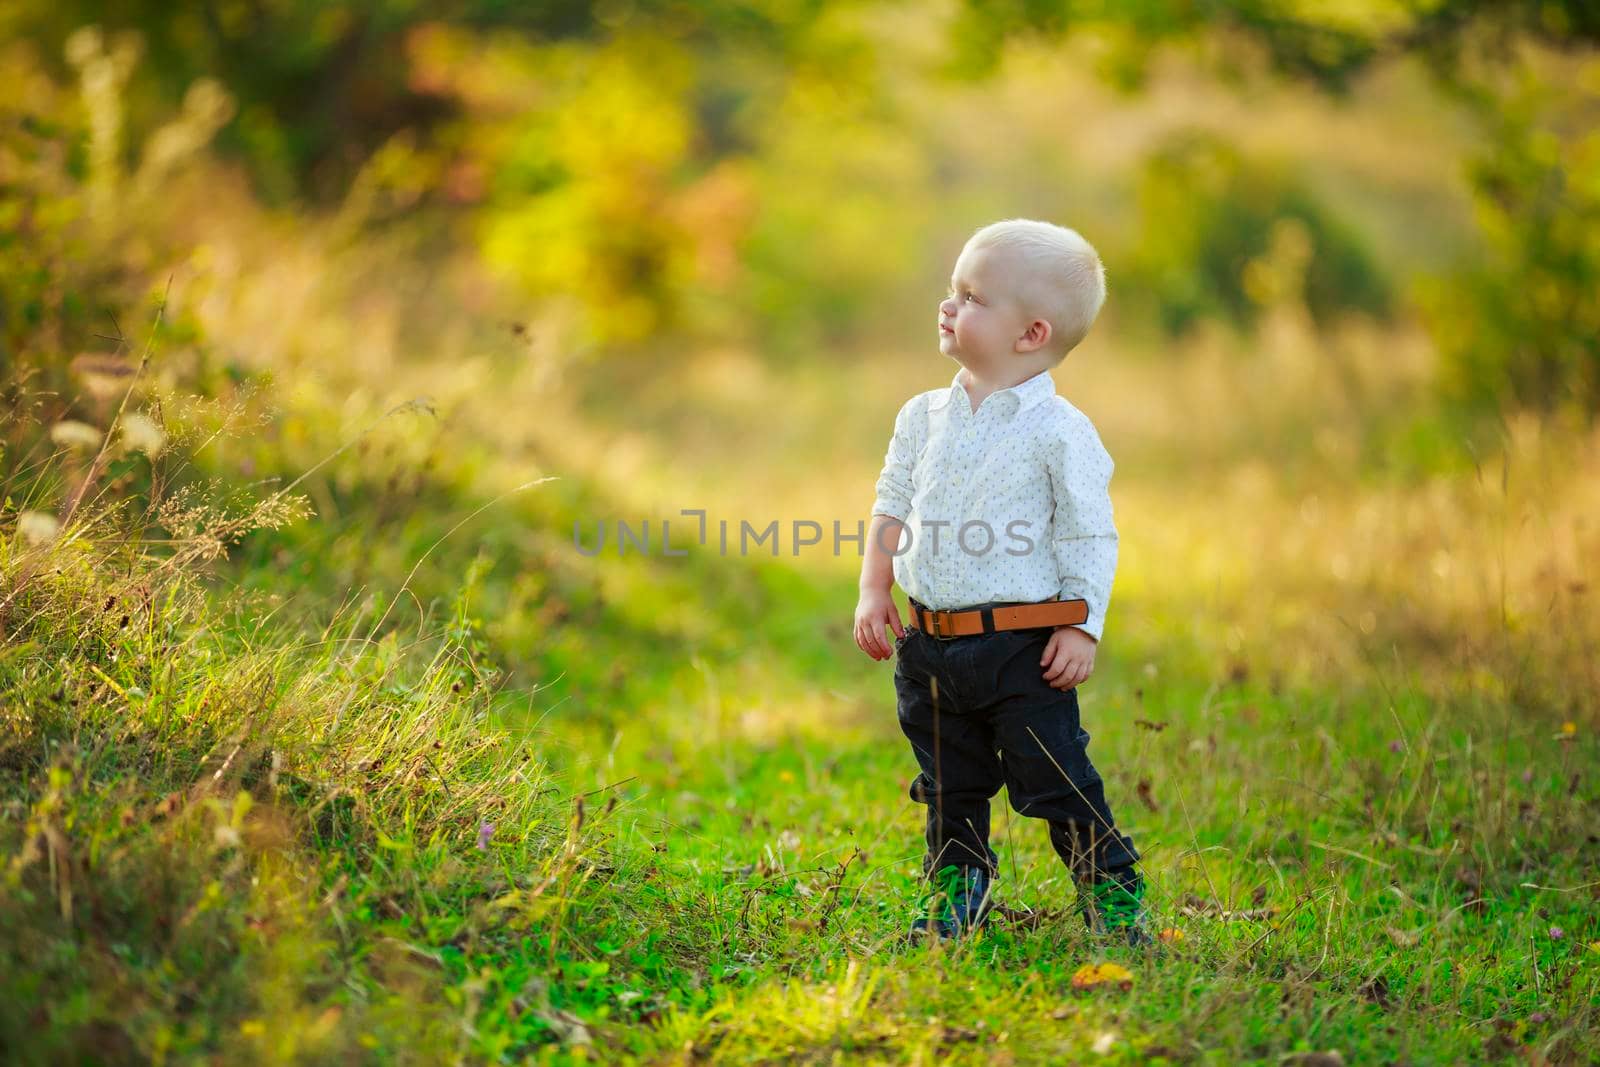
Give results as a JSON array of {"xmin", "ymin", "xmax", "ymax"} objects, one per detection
[
  {"xmin": 1079, "ymin": 865, "xmax": 1150, "ymax": 947},
  {"xmin": 907, "ymin": 863, "xmax": 994, "ymax": 944}
]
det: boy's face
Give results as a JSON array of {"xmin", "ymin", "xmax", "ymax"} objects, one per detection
[{"xmin": 938, "ymin": 243, "xmax": 1040, "ymax": 366}]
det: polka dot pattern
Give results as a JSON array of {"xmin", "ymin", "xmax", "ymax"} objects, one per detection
[{"xmin": 870, "ymin": 367, "xmax": 1119, "ymax": 641}]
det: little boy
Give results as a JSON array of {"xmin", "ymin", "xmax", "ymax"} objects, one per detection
[{"xmin": 853, "ymin": 218, "xmax": 1147, "ymax": 946}]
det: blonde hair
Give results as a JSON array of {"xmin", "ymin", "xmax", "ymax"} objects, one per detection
[{"xmin": 965, "ymin": 218, "xmax": 1107, "ymax": 359}]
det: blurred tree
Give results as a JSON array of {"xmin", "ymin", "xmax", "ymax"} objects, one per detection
[
  {"xmin": 945, "ymin": 0, "xmax": 1600, "ymax": 414},
  {"xmin": 941, "ymin": 0, "xmax": 1599, "ymax": 90},
  {"xmin": 2, "ymin": 1, "xmax": 887, "ymax": 352},
  {"xmin": 6, "ymin": 1, "xmax": 1595, "ymax": 404},
  {"xmin": 1125, "ymin": 131, "xmax": 1391, "ymax": 337},
  {"xmin": 418, "ymin": 6, "xmax": 890, "ymax": 349},
  {"xmin": 0, "ymin": 0, "xmax": 855, "ymax": 203},
  {"xmin": 1414, "ymin": 65, "xmax": 1600, "ymax": 414}
]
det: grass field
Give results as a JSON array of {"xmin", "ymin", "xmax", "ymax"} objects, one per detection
[{"xmin": 4, "ymin": 265, "xmax": 1597, "ymax": 1063}]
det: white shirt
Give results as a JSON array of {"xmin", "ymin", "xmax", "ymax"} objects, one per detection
[{"xmin": 870, "ymin": 367, "xmax": 1119, "ymax": 641}]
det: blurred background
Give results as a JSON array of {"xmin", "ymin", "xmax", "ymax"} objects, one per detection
[{"xmin": 3, "ymin": 0, "xmax": 1596, "ymax": 754}]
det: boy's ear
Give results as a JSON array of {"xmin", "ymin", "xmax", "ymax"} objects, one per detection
[{"xmin": 1016, "ymin": 318, "xmax": 1052, "ymax": 353}]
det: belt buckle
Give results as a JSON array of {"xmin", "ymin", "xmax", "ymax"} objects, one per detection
[{"xmin": 927, "ymin": 609, "xmax": 949, "ymax": 640}]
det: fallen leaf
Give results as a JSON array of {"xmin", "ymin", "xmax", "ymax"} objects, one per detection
[{"xmin": 1071, "ymin": 962, "xmax": 1134, "ymax": 993}]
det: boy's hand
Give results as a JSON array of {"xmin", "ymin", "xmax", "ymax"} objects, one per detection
[
  {"xmin": 1042, "ymin": 626, "xmax": 1097, "ymax": 689},
  {"xmin": 854, "ymin": 588, "xmax": 906, "ymax": 661}
]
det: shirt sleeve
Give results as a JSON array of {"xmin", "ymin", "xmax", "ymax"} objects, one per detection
[
  {"xmin": 870, "ymin": 395, "xmax": 921, "ymax": 521},
  {"xmin": 1049, "ymin": 415, "xmax": 1119, "ymax": 642}
]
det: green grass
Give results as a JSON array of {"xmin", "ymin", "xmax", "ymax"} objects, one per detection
[{"xmin": 3, "ymin": 396, "xmax": 1597, "ymax": 1064}]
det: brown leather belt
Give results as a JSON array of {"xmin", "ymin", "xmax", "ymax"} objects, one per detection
[{"xmin": 911, "ymin": 598, "xmax": 1088, "ymax": 640}]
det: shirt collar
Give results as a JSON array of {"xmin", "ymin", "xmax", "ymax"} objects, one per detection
[{"xmin": 928, "ymin": 368, "xmax": 1056, "ymax": 417}]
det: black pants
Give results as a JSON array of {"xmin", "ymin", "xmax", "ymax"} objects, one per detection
[{"xmin": 895, "ymin": 597, "xmax": 1139, "ymax": 884}]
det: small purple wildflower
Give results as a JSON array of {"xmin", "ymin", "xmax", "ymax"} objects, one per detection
[
  {"xmin": 476, "ymin": 821, "xmax": 495, "ymax": 852},
  {"xmin": 1549, "ymin": 926, "xmax": 1565, "ymax": 940},
  {"xmin": 1529, "ymin": 1012, "xmax": 1548, "ymax": 1024},
  {"xmin": 1521, "ymin": 768, "xmax": 1534, "ymax": 783},
  {"xmin": 1388, "ymin": 740, "xmax": 1403, "ymax": 754}
]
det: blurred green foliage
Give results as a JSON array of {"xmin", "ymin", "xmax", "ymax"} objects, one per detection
[
  {"xmin": 470, "ymin": 32, "xmax": 715, "ymax": 347},
  {"xmin": 3, "ymin": 1, "xmax": 602, "ymax": 202},
  {"xmin": 2, "ymin": 1, "xmax": 1598, "ymax": 409},
  {"xmin": 952, "ymin": 0, "xmax": 1600, "ymax": 416},
  {"xmin": 944, "ymin": 0, "xmax": 1600, "ymax": 89},
  {"xmin": 1, "ymin": 0, "xmax": 858, "ymax": 203},
  {"xmin": 440, "ymin": 12, "xmax": 903, "ymax": 350},
  {"xmin": 1123, "ymin": 132, "xmax": 1392, "ymax": 337},
  {"xmin": 1416, "ymin": 73, "xmax": 1600, "ymax": 415}
]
